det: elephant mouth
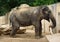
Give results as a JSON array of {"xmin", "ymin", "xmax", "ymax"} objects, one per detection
[{"xmin": 44, "ymin": 14, "xmax": 49, "ymax": 20}]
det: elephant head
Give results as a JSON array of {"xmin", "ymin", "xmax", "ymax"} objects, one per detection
[{"xmin": 42, "ymin": 6, "xmax": 56, "ymax": 28}]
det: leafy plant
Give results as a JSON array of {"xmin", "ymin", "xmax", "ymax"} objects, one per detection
[{"xmin": 0, "ymin": 0, "xmax": 58, "ymax": 16}]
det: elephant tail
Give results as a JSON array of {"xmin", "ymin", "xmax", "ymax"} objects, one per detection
[{"xmin": 9, "ymin": 14, "xmax": 14, "ymax": 27}]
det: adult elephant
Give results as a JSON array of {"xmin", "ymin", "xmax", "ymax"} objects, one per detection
[{"xmin": 9, "ymin": 5, "xmax": 56, "ymax": 39}]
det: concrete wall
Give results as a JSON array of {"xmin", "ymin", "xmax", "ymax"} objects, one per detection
[
  {"xmin": 47, "ymin": 3, "xmax": 60, "ymax": 33},
  {"xmin": 56, "ymin": 3, "xmax": 60, "ymax": 32},
  {"xmin": 0, "ymin": 16, "xmax": 7, "ymax": 25}
]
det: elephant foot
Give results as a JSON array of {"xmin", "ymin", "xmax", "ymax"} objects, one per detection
[
  {"xmin": 10, "ymin": 34, "xmax": 16, "ymax": 38},
  {"xmin": 10, "ymin": 35, "xmax": 16, "ymax": 38},
  {"xmin": 35, "ymin": 36, "xmax": 40, "ymax": 39},
  {"xmin": 35, "ymin": 35, "xmax": 44, "ymax": 39},
  {"xmin": 40, "ymin": 35, "xmax": 44, "ymax": 38}
]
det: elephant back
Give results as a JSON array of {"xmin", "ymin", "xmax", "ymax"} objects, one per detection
[{"xmin": 18, "ymin": 4, "xmax": 30, "ymax": 9}]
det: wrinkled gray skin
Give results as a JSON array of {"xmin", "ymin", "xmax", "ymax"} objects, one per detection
[{"xmin": 9, "ymin": 5, "xmax": 56, "ymax": 39}]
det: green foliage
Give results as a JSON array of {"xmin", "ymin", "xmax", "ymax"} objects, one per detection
[{"xmin": 0, "ymin": 0, "xmax": 58, "ymax": 16}]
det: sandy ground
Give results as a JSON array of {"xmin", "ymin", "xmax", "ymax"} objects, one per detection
[
  {"xmin": 0, "ymin": 30, "xmax": 48, "ymax": 42},
  {"xmin": 46, "ymin": 33, "xmax": 60, "ymax": 42}
]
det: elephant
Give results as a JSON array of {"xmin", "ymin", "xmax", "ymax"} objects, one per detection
[{"xmin": 9, "ymin": 5, "xmax": 56, "ymax": 39}]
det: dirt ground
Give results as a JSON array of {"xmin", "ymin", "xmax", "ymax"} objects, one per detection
[{"xmin": 0, "ymin": 30, "xmax": 48, "ymax": 42}]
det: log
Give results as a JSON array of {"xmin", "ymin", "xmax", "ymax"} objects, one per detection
[
  {"xmin": 0, "ymin": 24, "xmax": 26, "ymax": 35},
  {"xmin": 3, "ymin": 28, "xmax": 11, "ymax": 35},
  {"xmin": 17, "ymin": 29, "xmax": 26, "ymax": 34},
  {"xmin": 0, "ymin": 27, "xmax": 5, "ymax": 35},
  {"xmin": 0, "ymin": 30, "xmax": 3, "ymax": 35},
  {"xmin": 3, "ymin": 29, "xmax": 26, "ymax": 35}
]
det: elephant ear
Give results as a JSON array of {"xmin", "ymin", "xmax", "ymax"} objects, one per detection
[{"xmin": 42, "ymin": 6, "xmax": 50, "ymax": 14}]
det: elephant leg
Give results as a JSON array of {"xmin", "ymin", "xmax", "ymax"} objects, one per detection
[
  {"xmin": 39, "ymin": 21, "xmax": 42, "ymax": 37},
  {"xmin": 10, "ymin": 21, "xmax": 20, "ymax": 37},
  {"xmin": 32, "ymin": 21, "xmax": 41, "ymax": 39}
]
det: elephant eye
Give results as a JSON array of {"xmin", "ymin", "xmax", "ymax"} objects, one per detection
[
  {"xmin": 48, "ymin": 10, "xmax": 51, "ymax": 13},
  {"xmin": 43, "ymin": 7, "xmax": 49, "ymax": 11}
]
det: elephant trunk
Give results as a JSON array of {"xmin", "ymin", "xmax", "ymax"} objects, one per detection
[{"xmin": 50, "ymin": 14, "xmax": 56, "ymax": 28}]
